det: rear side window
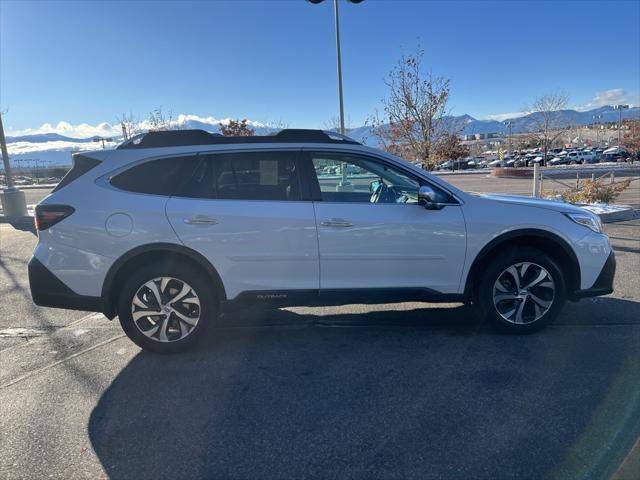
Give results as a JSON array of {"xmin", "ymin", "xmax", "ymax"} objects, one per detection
[
  {"xmin": 52, "ymin": 154, "xmax": 101, "ymax": 193},
  {"xmin": 110, "ymin": 156, "xmax": 200, "ymax": 196},
  {"xmin": 176, "ymin": 151, "xmax": 301, "ymax": 201}
]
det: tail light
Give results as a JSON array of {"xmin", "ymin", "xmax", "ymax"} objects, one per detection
[{"xmin": 35, "ymin": 205, "xmax": 75, "ymax": 231}]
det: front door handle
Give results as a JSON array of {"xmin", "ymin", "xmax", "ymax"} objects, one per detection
[
  {"xmin": 320, "ymin": 218, "xmax": 353, "ymax": 228},
  {"xmin": 184, "ymin": 216, "xmax": 218, "ymax": 225}
]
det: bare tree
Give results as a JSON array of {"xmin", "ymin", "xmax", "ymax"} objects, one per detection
[
  {"xmin": 219, "ymin": 119, "xmax": 255, "ymax": 136},
  {"xmin": 623, "ymin": 119, "xmax": 640, "ymax": 159},
  {"xmin": 117, "ymin": 112, "xmax": 141, "ymax": 141},
  {"xmin": 323, "ymin": 115, "xmax": 352, "ymax": 133},
  {"xmin": 147, "ymin": 107, "xmax": 184, "ymax": 131},
  {"xmin": 525, "ymin": 92, "xmax": 569, "ymax": 161},
  {"xmin": 368, "ymin": 46, "xmax": 451, "ymax": 169}
]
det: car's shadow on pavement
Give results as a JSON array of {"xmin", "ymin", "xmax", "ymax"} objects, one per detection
[
  {"xmin": 88, "ymin": 301, "xmax": 640, "ymax": 480},
  {"xmin": 0, "ymin": 216, "xmax": 37, "ymax": 236}
]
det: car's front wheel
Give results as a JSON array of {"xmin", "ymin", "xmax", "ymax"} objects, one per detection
[
  {"xmin": 478, "ymin": 247, "xmax": 566, "ymax": 333},
  {"xmin": 117, "ymin": 262, "xmax": 217, "ymax": 353}
]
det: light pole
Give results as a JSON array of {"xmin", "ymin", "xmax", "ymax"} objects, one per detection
[
  {"xmin": 0, "ymin": 112, "xmax": 28, "ymax": 218},
  {"xmin": 593, "ymin": 114, "xmax": 602, "ymax": 146},
  {"xmin": 504, "ymin": 121, "xmax": 514, "ymax": 157},
  {"xmin": 93, "ymin": 136, "xmax": 113, "ymax": 149},
  {"xmin": 307, "ymin": 0, "xmax": 363, "ymax": 135},
  {"xmin": 308, "ymin": 0, "xmax": 362, "ymax": 190},
  {"xmin": 614, "ymin": 104, "xmax": 629, "ymax": 147}
]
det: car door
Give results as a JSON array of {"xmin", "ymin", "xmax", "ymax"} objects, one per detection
[
  {"xmin": 305, "ymin": 150, "xmax": 467, "ymax": 294},
  {"xmin": 166, "ymin": 149, "xmax": 319, "ymax": 300}
]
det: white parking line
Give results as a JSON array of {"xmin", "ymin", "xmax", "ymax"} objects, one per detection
[
  {"xmin": 0, "ymin": 312, "xmax": 111, "ymax": 354},
  {"xmin": 0, "ymin": 334, "xmax": 126, "ymax": 389}
]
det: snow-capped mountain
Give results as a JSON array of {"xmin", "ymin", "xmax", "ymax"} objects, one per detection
[
  {"xmin": 346, "ymin": 105, "xmax": 639, "ymax": 144},
  {"xmin": 4, "ymin": 106, "xmax": 638, "ymax": 167},
  {"xmin": 5, "ymin": 133, "xmax": 96, "ymax": 144}
]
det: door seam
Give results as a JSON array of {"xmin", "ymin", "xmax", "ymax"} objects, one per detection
[{"xmin": 311, "ymin": 201, "xmax": 322, "ymax": 294}]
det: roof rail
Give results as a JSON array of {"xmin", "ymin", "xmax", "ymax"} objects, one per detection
[{"xmin": 117, "ymin": 128, "xmax": 361, "ymax": 149}]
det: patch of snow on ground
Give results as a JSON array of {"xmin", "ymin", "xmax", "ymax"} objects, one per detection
[{"xmin": 579, "ymin": 203, "xmax": 633, "ymax": 215}]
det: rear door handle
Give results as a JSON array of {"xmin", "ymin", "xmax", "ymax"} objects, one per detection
[
  {"xmin": 320, "ymin": 218, "xmax": 353, "ymax": 228},
  {"xmin": 184, "ymin": 216, "xmax": 218, "ymax": 225}
]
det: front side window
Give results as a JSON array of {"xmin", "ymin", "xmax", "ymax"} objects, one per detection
[
  {"xmin": 177, "ymin": 150, "xmax": 301, "ymax": 201},
  {"xmin": 110, "ymin": 155, "xmax": 200, "ymax": 196},
  {"xmin": 311, "ymin": 152, "xmax": 447, "ymax": 204}
]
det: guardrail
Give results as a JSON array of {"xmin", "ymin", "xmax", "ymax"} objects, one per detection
[{"xmin": 533, "ymin": 162, "xmax": 640, "ymax": 197}]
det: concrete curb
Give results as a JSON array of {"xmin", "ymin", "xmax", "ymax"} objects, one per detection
[
  {"xmin": 0, "ymin": 184, "xmax": 58, "ymax": 190},
  {"xmin": 597, "ymin": 208, "xmax": 637, "ymax": 223},
  {"xmin": 578, "ymin": 205, "xmax": 638, "ymax": 223}
]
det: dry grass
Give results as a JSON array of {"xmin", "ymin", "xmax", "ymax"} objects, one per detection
[{"xmin": 543, "ymin": 178, "xmax": 632, "ymax": 204}]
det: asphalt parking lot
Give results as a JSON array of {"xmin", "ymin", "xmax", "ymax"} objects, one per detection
[{"xmin": 1, "ymin": 179, "xmax": 639, "ymax": 479}]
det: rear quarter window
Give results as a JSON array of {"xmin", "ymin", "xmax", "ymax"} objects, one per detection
[{"xmin": 110, "ymin": 156, "xmax": 200, "ymax": 196}]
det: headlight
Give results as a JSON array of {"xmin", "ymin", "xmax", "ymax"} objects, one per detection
[{"xmin": 564, "ymin": 212, "xmax": 603, "ymax": 233}]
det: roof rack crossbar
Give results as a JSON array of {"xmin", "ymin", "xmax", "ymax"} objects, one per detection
[{"xmin": 117, "ymin": 128, "xmax": 361, "ymax": 149}]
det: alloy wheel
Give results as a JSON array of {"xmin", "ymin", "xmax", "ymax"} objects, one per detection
[
  {"xmin": 492, "ymin": 262, "xmax": 555, "ymax": 324},
  {"xmin": 130, "ymin": 277, "xmax": 201, "ymax": 342}
]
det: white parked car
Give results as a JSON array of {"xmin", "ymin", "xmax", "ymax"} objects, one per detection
[
  {"xmin": 29, "ymin": 129, "xmax": 615, "ymax": 353},
  {"xmin": 549, "ymin": 150, "xmax": 594, "ymax": 165}
]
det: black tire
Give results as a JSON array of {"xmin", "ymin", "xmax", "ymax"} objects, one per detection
[
  {"xmin": 117, "ymin": 261, "xmax": 218, "ymax": 353},
  {"xmin": 477, "ymin": 247, "xmax": 566, "ymax": 334}
]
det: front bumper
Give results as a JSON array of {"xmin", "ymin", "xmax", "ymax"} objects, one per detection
[
  {"xmin": 28, "ymin": 257, "xmax": 102, "ymax": 312},
  {"xmin": 570, "ymin": 250, "xmax": 616, "ymax": 300}
]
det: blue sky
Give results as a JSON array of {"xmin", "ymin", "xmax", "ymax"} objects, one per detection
[{"xmin": 1, "ymin": 0, "xmax": 639, "ymax": 135}]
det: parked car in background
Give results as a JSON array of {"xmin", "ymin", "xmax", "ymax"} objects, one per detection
[
  {"xmin": 604, "ymin": 152, "xmax": 631, "ymax": 162},
  {"xmin": 523, "ymin": 153, "xmax": 549, "ymax": 167},
  {"xmin": 439, "ymin": 159, "xmax": 471, "ymax": 171},
  {"xmin": 513, "ymin": 156, "xmax": 527, "ymax": 168},
  {"xmin": 549, "ymin": 150, "xmax": 595, "ymax": 165},
  {"xmin": 13, "ymin": 176, "xmax": 34, "ymax": 185},
  {"xmin": 478, "ymin": 157, "xmax": 494, "ymax": 168},
  {"xmin": 465, "ymin": 157, "xmax": 483, "ymax": 168},
  {"xmin": 581, "ymin": 150, "xmax": 598, "ymax": 164},
  {"xmin": 524, "ymin": 152, "xmax": 540, "ymax": 167},
  {"xmin": 549, "ymin": 156, "xmax": 572, "ymax": 166},
  {"xmin": 602, "ymin": 147, "xmax": 630, "ymax": 162}
]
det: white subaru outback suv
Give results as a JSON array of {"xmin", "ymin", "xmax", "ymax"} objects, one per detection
[{"xmin": 29, "ymin": 129, "xmax": 615, "ymax": 353}]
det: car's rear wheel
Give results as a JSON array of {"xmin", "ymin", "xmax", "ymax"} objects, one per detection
[
  {"xmin": 478, "ymin": 247, "xmax": 566, "ymax": 333},
  {"xmin": 117, "ymin": 262, "xmax": 217, "ymax": 353}
]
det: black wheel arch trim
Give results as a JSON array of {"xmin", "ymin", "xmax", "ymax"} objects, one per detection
[
  {"xmin": 101, "ymin": 243, "xmax": 227, "ymax": 318},
  {"xmin": 569, "ymin": 250, "xmax": 615, "ymax": 301},
  {"xmin": 463, "ymin": 228, "xmax": 581, "ymax": 302},
  {"xmin": 29, "ymin": 257, "xmax": 103, "ymax": 312}
]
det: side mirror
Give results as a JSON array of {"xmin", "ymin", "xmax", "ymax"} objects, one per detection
[{"xmin": 418, "ymin": 185, "xmax": 444, "ymax": 210}]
